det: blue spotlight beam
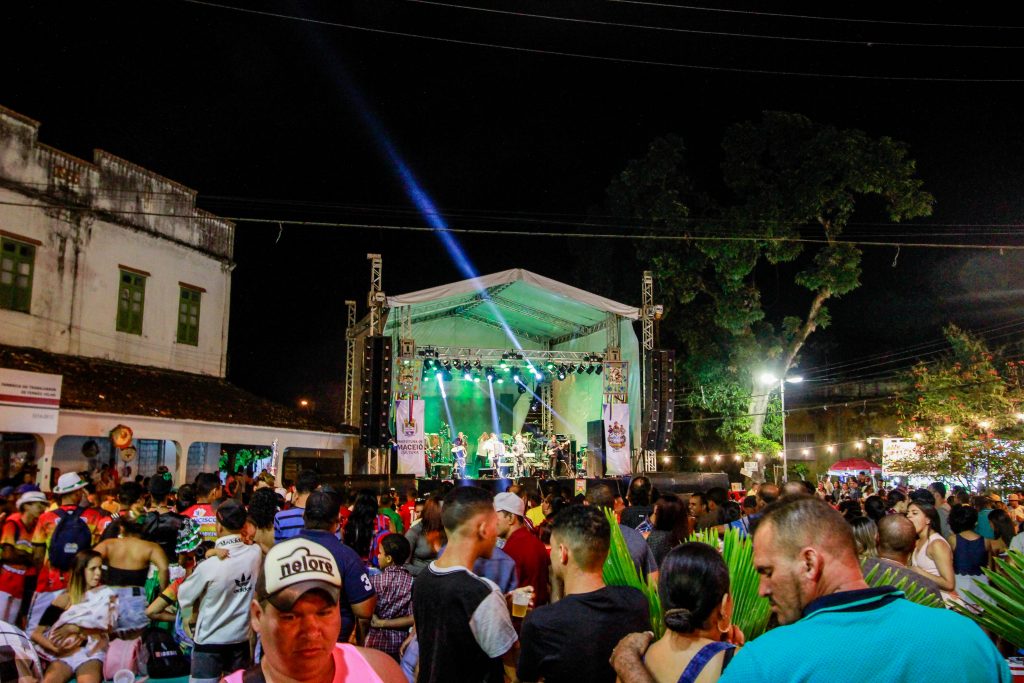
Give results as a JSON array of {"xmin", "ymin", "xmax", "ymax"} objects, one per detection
[
  {"xmin": 342, "ymin": 73, "xmax": 537, "ymax": 361},
  {"xmin": 487, "ymin": 378, "xmax": 502, "ymax": 436}
]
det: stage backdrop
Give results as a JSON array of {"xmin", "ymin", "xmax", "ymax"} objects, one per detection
[
  {"xmin": 395, "ymin": 398, "xmax": 426, "ymax": 476},
  {"xmin": 603, "ymin": 402, "xmax": 631, "ymax": 475}
]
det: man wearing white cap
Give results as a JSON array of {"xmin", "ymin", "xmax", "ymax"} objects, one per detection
[
  {"xmin": 0, "ymin": 491, "xmax": 48, "ymax": 626},
  {"xmin": 495, "ymin": 491, "xmax": 550, "ymax": 606},
  {"xmin": 27, "ymin": 473, "xmax": 111, "ymax": 632},
  {"xmin": 222, "ymin": 537, "xmax": 404, "ymax": 682}
]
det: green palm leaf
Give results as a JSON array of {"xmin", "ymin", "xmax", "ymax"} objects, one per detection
[{"xmin": 950, "ymin": 549, "xmax": 1024, "ymax": 649}]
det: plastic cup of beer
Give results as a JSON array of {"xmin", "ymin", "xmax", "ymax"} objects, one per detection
[{"xmin": 512, "ymin": 588, "xmax": 531, "ymax": 618}]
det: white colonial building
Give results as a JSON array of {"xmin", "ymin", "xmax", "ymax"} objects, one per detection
[{"xmin": 0, "ymin": 105, "xmax": 354, "ymax": 489}]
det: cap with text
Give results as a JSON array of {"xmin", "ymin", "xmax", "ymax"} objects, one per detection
[{"xmin": 256, "ymin": 538, "xmax": 342, "ymax": 611}]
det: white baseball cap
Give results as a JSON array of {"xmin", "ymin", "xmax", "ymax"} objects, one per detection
[
  {"xmin": 257, "ymin": 538, "xmax": 341, "ymax": 611},
  {"xmin": 494, "ymin": 491, "xmax": 525, "ymax": 517}
]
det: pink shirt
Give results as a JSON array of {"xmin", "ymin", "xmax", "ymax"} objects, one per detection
[{"xmin": 222, "ymin": 643, "xmax": 383, "ymax": 683}]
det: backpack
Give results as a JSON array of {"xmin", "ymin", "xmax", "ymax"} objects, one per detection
[
  {"xmin": 48, "ymin": 507, "xmax": 93, "ymax": 572},
  {"xmin": 140, "ymin": 625, "xmax": 191, "ymax": 678}
]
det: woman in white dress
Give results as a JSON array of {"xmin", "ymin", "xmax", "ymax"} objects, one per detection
[{"xmin": 907, "ymin": 500, "xmax": 956, "ymax": 600}]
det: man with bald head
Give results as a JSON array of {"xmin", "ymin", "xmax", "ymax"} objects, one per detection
[
  {"xmin": 611, "ymin": 496, "xmax": 1010, "ymax": 683},
  {"xmin": 862, "ymin": 513, "xmax": 943, "ymax": 604}
]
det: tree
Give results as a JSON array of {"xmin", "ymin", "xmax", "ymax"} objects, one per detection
[
  {"xmin": 608, "ymin": 112, "xmax": 933, "ymax": 456},
  {"xmin": 894, "ymin": 325, "xmax": 1024, "ymax": 490}
]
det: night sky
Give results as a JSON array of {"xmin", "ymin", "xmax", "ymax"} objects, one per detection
[{"xmin": 4, "ymin": 2, "xmax": 1023, "ymax": 418}]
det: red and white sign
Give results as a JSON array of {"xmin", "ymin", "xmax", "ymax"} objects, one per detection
[{"xmin": 0, "ymin": 368, "xmax": 62, "ymax": 434}]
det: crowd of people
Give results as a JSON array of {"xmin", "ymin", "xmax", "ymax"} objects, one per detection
[{"xmin": 0, "ymin": 466, "xmax": 1020, "ymax": 682}]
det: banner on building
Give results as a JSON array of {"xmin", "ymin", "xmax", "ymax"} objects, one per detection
[
  {"xmin": 603, "ymin": 402, "xmax": 631, "ymax": 475},
  {"xmin": 0, "ymin": 368, "xmax": 62, "ymax": 434},
  {"xmin": 395, "ymin": 397, "xmax": 426, "ymax": 476}
]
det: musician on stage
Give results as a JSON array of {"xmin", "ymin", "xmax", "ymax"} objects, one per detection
[
  {"xmin": 451, "ymin": 431, "xmax": 468, "ymax": 477},
  {"xmin": 511, "ymin": 433, "xmax": 527, "ymax": 477}
]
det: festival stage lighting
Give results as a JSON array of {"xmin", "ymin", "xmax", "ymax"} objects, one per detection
[
  {"xmin": 435, "ymin": 372, "xmax": 443, "ymax": 380},
  {"xmin": 518, "ymin": 384, "xmax": 526, "ymax": 394},
  {"xmin": 442, "ymin": 360, "xmax": 451, "ymax": 372},
  {"xmin": 474, "ymin": 360, "xmax": 483, "ymax": 370},
  {"xmin": 499, "ymin": 361, "xmax": 509, "ymax": 370},
  {"xmin": 452, "ymin": 359, "xmax": 463, "ymax": 370},
  {"xmin": 464, "ymin": 371, "xmax": 473, "ymax": 381},
  {"xmin": 473, "ymin": 376, "xmax": 481, "ymax": 383},
  {"xmin": 545, "ymin": 361, "xmax": 556, "ymax": 371},
  {"xmin": 443, "ymin": 369, "xmax": 453, "ymax": 382},
  {"xmin": 496, "ymin": 377, "xmax": 504, "ymax": 384},
  {"xmin": 533, "ymin": 370, "xmax": 542, "ymax": 380},
  {"xmin": 557, "ymin": 367, "xmax": 567, "ymax": 380},
  {"xmin": 576, "ymin": 364, "xmax": 586, "ymax": 374},
  {"xmin": 595, "ymin": 364, "xmax": 603, "ymax": 375},
  {"xmin": 512, "ymin": 372, "xmax": 521, "ymax": 383},
  {"xmin": 585, "ymin": 364, "xmax": 596, "ymax": 375},
  {"xmin": 485, "ymin": 367, "xmax": 496, "ymax": 381}
]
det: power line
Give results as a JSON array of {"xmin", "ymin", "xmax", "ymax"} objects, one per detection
[
  {"xmin": 4, "ymin": 198, "xmax": 1024, "ymax": 251},
  {"xmin": 606, "ymin": 1, "xmax": 1024, "ymax": 31},
  {"xmin": 406, "ymin": 0, "xmax": 1024, "ymax": 49},
  {"xmin": 176, "ymin": 0, "xmax": 1024, "ymax": 82}
]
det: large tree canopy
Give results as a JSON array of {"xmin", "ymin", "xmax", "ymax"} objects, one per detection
[
  {"xmin": 609, "ymin": 112, "xmax": 934, "ymax": 462},
  {"xmin": 894, "ymin": 326, "xmax": 1024, "ymax": 489}
]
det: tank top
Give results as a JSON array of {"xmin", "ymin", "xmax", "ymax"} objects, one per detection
[
  {"xmin": 912, "ymin": 532, "xmax": 952, "ymax": 600},
  {"xmin": 952, "ymin": 534, "xmax": 987, "ymax": 576},
  {"xmin": 222, "ymin": 643, "xmax": 384, "ymax": 683},
  {"xmin": 675, "ymin": 641, "xmax": 735, "ymax": 683}
]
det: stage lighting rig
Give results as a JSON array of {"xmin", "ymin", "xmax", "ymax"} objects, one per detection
[{"xmin": 485, "ymin": 367, "xmax": 496, "ymax": 381}]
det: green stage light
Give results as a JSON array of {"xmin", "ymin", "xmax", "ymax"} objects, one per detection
[{"xmin": 496, "ymin": 377, "xmax": 504, "ymax": 384}]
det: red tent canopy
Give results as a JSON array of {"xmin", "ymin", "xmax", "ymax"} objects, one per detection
[{"xmin": 828, "ymin": 458, "xmax": 882, "ymax": 474}]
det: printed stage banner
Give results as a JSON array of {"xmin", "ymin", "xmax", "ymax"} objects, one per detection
[
  {"xmin": 396, "ymin": 397, "xmax": 426, "ymax": 476},
  {"xmin": 603, "ymin": 402, "xmax": 631, "ymax": 475}
]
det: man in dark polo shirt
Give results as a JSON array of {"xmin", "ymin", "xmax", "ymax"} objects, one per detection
[
  {"xmin": 494, "ymin": 491, "xmax": 550, "ymax": 606},
  {"xmin": 518, "ymin": 505, "xmax": 649, "ymax": 683}
]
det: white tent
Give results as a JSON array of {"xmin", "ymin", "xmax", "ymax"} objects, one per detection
[{"xmin": 365, "ymin": 268, "xmax": 642, "ymax": 461}]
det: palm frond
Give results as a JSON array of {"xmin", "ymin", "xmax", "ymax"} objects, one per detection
[
  {"xmin": 601, "ymin": 508, "xmax": 664, "ymax": 638},
  {"xmin": 951, "ymin": 549, "xmax": 1024, "ymax": 649},
  {"xmin": 861, "ymin": 562, "xmax": 944, "ymax": 609}
]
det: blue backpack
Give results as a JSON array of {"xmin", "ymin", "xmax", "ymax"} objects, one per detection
[{"xmin": 48, "ymin": 507, "xmax": 93, "ymax": 571}]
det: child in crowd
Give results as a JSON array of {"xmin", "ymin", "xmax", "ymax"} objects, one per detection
[{"xmin": 366, "ymin": 533, "xmax": 414, "ymax": 660}]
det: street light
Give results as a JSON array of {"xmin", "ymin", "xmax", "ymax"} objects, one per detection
[{"xmin": 760, "ymin": 372, "xmax": 803, "ymax": 482}]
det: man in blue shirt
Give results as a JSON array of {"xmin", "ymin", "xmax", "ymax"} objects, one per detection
[
  {"xmin": 612, "ymin": 496, "xmax": 1010, "ymax": 683},
  {"xmin": 273, "ymin": 469, "xmax": 318, "ymax": 543},
  {"xmin": 297, "ymin": 490, "xmax": 376, "ymax": 641}
]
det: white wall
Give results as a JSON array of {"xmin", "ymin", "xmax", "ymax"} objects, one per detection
[{"xmin": 0, "ymin": 106, "xmax": 232, "ymax": 377}]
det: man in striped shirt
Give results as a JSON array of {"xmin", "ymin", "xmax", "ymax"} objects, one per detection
[{"xmin": 273, "ymin": 469, "xmax": 319, "ymax": 543}]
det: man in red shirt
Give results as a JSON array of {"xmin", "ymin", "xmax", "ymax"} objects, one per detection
[
  {"xmin": 495, "ymin": 491, "xmax": 550, "ymax": 606},
  {"xmin": 0, "ymin": 491, "xmax": 48, "ymax": 627},
  {"xmin": 28, "ymin": 473, "xmax": 112, "ymax": 632},
  {"xmin": 398, "ymin": 487, "xmax": 417, "ymax": 531},
  {"xmin": 182, "ymin": 472, "xmax": 223, "ymax": 541}
]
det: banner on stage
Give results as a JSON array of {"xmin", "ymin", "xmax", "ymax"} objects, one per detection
[
  {"xmin": 603, "ymin": 361, "xmax": 628, "ymax": 397},
  {"xmin": 395, "ymin": 397, "xmax": 426, "ymax": 476},
  {"xmin": 603, "ymin": 402, "xmax": 631, "ymax": 475}
]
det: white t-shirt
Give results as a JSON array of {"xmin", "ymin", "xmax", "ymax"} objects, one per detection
[
  {"xmin": 1010, "ymin": 531, "xmax": 1024, "ymax": 555},
  {"xmin": 178, "ymin": 534, "xmax": 262, "ymax": 645}
]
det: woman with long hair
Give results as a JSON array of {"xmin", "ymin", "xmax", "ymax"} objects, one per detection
[
  {"xmin": 404, "ymin": 493, "xmax": 446, "ymax": 576},
  {"xmin": 31, "ymin": 550, "xmax": 108, "ymax": 683},
  {"xmin": 344, "ymin": 491, "xmax": 394, "ymax": 566},
  {"xmin": 640, "ymin": 543, "xmax": 738, "ymax": 683},
  {"xmin": 986, "ymin": 508, "xmax": 1016, "ymax": 567},
  {"xmin": 849, "ymin": 516, "xmax": 879, "ymax": 562},
  {"xmin": 948, "ymin": 504, "xmax": 988, "ymax": 607},
  {"xmin": 645, "ymin": 494, "xmax": 688, "ymax": 566},
  {"xmin": 907, "ymin": 500, "xmax": 956, "ymax": 598}
]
